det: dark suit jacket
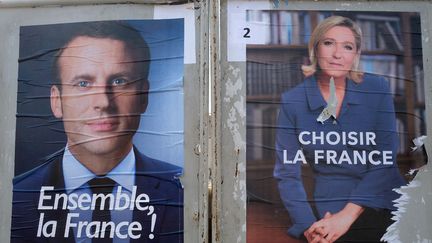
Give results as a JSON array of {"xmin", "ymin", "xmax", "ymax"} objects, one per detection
[
  {"xmin": 274, "ymin": 74, "xmax": 406, "ymax": 238},
  {"xmin": 11, "ymin": 148, "xmax": 183, "ymax": 243}
]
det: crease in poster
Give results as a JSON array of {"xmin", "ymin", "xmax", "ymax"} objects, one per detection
[{"xmin": 12, "ymin": 19, "xmax": 184, "ymax": 242}]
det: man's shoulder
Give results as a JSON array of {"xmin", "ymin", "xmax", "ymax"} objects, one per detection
[
  {"xmin": 134, "ymin": 150, "xmax": 183, "ymax": 194},
  {"xmin": 13, "ymin": 149, "xmax": 63, "ymax": 189},
  {"xmin": 135, "ymin": 150, "xmax": 182, "ymax": 176},
  {"xmin": 134, "ymin": 150, "xmax": 183, "ymax": 210},
  {"xmin": 11, "ymin": 150, "xmax": 65, "ymax": 242},
  {"xmin": 138, "ymin": 153, "xmax": 182, "ymax": 170}
]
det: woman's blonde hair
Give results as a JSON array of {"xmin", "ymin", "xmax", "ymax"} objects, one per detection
[{"xmin": 301, "ymin": 15, "xmax": 363, "ymax": 83}]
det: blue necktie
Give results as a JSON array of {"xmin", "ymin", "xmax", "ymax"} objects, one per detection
[{"xmin": 88, "ymin": 177, "xmax": 115, "ymax": 243}]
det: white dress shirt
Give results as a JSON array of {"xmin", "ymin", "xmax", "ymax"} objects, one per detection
[{"xmin": 62, "ymin": 146, "xmax": 136, "ymax": 243}]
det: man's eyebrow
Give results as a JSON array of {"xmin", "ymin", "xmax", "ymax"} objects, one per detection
[
  {"xmin": 68, "ymin": 74, "xmax": 94, "ymax": 83},
  {"xmin": 108, "ymin": 71, "xmax": 133, "ymax": 78},
  {"xmin": 107, "ymin": 72, "xmax": 142, "ymax": 83}
]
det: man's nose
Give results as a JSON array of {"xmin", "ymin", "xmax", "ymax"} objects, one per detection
[{"xmin": 92, "ymin": 85, "xmax": 111, "ymax": 111}]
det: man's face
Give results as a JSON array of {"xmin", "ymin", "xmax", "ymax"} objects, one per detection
[{"xmin": 50, "ymin": 36, "xmax": 147, "ymax": 157}]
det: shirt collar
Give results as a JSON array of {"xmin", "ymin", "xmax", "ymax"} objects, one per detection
[
  {"xmin": 305, "ymin": 75, "xmax": 362, "ymax": 111},
  {"xmin": 62, "ymin": 146, "xmax": 136, "ymax": 194}
]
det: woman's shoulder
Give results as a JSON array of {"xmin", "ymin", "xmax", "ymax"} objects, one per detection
[
  {"xmin": 359, "ymin": 73, "xmax": 390, "ymax": 92},
  {"xmin": 280, "ymin": 77, "xmax": 310, "ymax": 102}
]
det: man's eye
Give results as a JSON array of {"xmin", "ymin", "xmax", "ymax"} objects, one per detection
[
  {"xmin": 112, "ymin": 78, "xmax": 127, "ymax": 86},
  {"xmin": 77, "ymin": 81, "xmax": 90, "ymax": 87}
]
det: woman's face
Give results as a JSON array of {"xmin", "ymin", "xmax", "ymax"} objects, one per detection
[{"xmin": 316, "ymin": 26, "xmax": 358, "ymax": 80}]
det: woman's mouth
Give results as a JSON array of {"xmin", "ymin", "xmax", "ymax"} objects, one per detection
[{"xmin": 329, "ymin": 62, "xmax": 343, "ymax": 67}]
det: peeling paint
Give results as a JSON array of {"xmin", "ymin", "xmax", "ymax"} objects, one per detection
[
  {"xmin": 193, "ymin": 211, "xmax": 199, "ymax": 221},
  {"xmin": 224, "ymin": 65, "xmax": 246, "ymax": 151},
  {"xmin": 194, "ymin": 143, "xmax": 202, "ymax": 155},
  {"xmin": 382, "ymin": 166, "xmax": 432, "ymax": 242},
  {"xmin": 232, "ymin": 162, "xmax": 246, "ymax": 201},
  {"xmin": 236, "ymin": 223, "xmax": 246, "ymax": 243},
  {"xmin": 412, "ymin": 135, "xmax": 427, "ymax": 151},
  {"xmin": 408, "ymin": 168, "xmax": 419, "ymax": 176},
  {"xmin": 224, "ymin": 74, "xmax": 242, "ymax": 102},
  {"xmin": 227, "ymin": 106, "xmax": 246, "ymax": 150},
  {"xmin": 224, "ymin": 65, "xmax": 246, "ymax": 243},
  {"xmin": 382, "ymin": 181, "xmax": 418, "ymax": 243},
  {"xmin": 234, "ymin": 97, "xmax": 246, "ymax": 120}
]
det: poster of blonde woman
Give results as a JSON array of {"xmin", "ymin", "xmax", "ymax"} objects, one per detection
[{"xmin": 246, "ymin": 11, "xmax": 425, "ymax": 243}]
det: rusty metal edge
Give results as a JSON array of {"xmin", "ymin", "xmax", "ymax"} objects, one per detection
[
  {"xmin": 209, "ymin": 0, "xmax": 221, "ymax": 242},
  {"xmin": 197, "ymin": 0, "xmax": 210, "ymax": 243}
]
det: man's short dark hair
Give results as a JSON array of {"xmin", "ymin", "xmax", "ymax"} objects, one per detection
[{"xmin": 52, "ymin": 21, "xmax": 150, "ymax": 87}]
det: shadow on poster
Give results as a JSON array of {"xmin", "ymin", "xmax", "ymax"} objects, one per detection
[
  {"xmin": 12, "ymin": 19, "xmax": 184, "ymax": 242},
  {"xmin": 246, "ymin": 10, "xmax": 426, "ymax": 243}
]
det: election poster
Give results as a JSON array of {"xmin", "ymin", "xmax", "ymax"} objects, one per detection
[
  {"xmin": 245, "ymin": 10, "xmax": 426, "ymax": 242},
  {"xmin": 12, "ymin": 19, "xmax": 184, "ymax": 242}
]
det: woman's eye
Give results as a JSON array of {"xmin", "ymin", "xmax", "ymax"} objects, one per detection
[
  {"xmin": 112, "ymin": 78, "xmax": 127, "ymax": 86},
  {"xmin": 344, "ymin": 45, "xmax": 354, "ymax": 51},
  {"xmin": 77, "ymin": 80, "xmax": 90, "ymax": 87},
  {"xmin": 323, "ymin": 40, "xmax": 334, "ymax": 46}
]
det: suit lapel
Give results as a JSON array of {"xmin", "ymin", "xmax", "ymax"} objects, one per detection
[{"xmin": 132, "ymin": 150, "xmax": 167, "ymax": 243}]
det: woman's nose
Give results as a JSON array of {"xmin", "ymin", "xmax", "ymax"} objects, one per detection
[{"xmin": 332, "ymin": 44, "xmax": 342, "ymax": 59}]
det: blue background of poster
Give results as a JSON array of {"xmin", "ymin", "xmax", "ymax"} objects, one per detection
[{"xmin": 130, "ymin": 19, "xmax": 184, "ymax": 168}]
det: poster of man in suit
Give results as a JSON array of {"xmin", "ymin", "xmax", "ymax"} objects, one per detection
[{"xmin": 12, "ymin": 19, "xmax": 184, "ymax": 243}]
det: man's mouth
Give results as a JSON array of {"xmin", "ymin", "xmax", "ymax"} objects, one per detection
[{"xmin": 86, "ymin": 119, "xmax": 119, "ymax": 132}]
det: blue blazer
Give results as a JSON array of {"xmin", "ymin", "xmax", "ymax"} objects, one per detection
[
  {"xmin": 273, "ymin": 74, "xmax": 406, "ymax": 238},
  {"xmin": 11, "ymin": 148, "xmax": 183, "ymax": 243}
]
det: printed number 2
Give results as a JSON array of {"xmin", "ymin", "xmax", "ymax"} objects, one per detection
[{"xmin": 243, "ymin": 28, "xmax": 250, "ymax": 38}]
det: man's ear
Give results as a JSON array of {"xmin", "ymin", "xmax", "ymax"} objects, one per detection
[
  {"xmin": 50, "ymin": 85, "xmax": 63, "ymax": 118},
  {"xmin": 140, "ymin": 81, "xmax": 149, "ymax": 113}
]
